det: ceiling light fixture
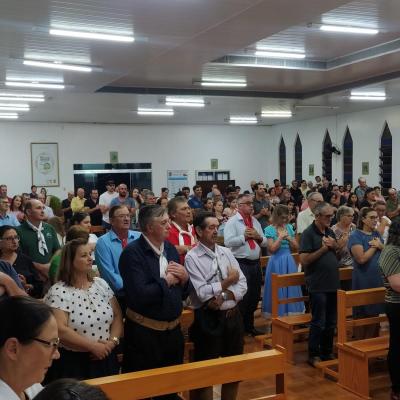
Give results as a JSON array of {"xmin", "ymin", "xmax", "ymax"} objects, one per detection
[
  {"xmin": 5, "ymin": 81, "xmax": 65, "ymax": 90},
  {"xmin": 50, "ymin": 28, "xmax": 134, "ymax": 43},
  {"xmin": 319, "ymin": 24, "xmax": 378, "ymax": 35},
  {"xmin": 229, "ymin": 116, "xmax": 258, "ymax": 125},
  {"xmin": 0, "ymin": 92, "xmax": 44, "ymax": 98},
  {"xmin": 261, "ymin": 111, "xmax": 293, "ymax": 118},
  {"xmin": 351, "ymin": 90, "xmax": 386, "ymax": 97},
  {"xmin": 137, "ymin": 107, "xmax": 174, "ymax": 116},
  {"xmin": 0, "ymin": 96, "xmax": 44, "ymax": 102},
  {"xmin": 23, "ymin": 60, "xmax": 92, "ymax": 72},
  {"xmin": 198, "ymin": 78, "xmax": 247, "ymax": 88},
  {"xmin": 165, "ymin": 97, "xmax": 205, "ymax": 108},
  {"xmin": 0, "ymin": 113, "xmax": 19, "ymax": 119},
  {"xmin": 0, "ymin": 103, "xmax": 29, "ymax": 108},
  {"xmin": 0, "ymin": 106, "xmax": 29, "ymax": 111},
  {"xmin": 255, "ymin": 51, "xmax": 306, "ymax": 59},
  {"xmin": 349, "ymin": 95, "xmax": 386, "ymax": 101}
]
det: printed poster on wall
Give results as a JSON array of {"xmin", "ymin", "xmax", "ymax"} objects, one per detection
[
  {"xmin": 31, "ymin": 142, "xmax": 60, "ymax": 187},
  {"xmin": 167, "ymin": 170, "xmax": 189, "ymax": 196}
]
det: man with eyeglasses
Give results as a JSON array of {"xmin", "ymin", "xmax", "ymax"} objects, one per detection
[
  {"xmin": 224, "ymin": 193, "xmax": 267, "ymax": 336},
  {"xmin": 296, "ymin": 192, "xmax": 324, "ymax": 242},
  {"xmin": 95, "ymin": 205, "xmax": 141, "ymax": 312},
  {"xmin": 0, "ymin": 198, "xmax": 20, "ymax": 227},
  {"xmin": 299, "ymin": 202, "xmax": 339, "ymax": 367}
]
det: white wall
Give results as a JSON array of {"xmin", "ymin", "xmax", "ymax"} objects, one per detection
[
  {"xmin": 0, "ymin": 122, "xmax": 272, "ymax": 198},
  {"xmin": 270, "ymin": 104, "xmax": 400, "ymax": 188}
]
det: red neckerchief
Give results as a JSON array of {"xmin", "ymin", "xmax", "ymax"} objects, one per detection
[
  {"xmin": 239, "ymin": 211, "xmax": 256, "ymax": 249},
  {"xmin": 120, "ymin": 237, "xmax": 128, "ymax": 248}
]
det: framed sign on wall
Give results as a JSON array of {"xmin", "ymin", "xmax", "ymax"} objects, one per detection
[{"xmin": 31, "ymin": 142, "xmax": 60, "ymax": 187}]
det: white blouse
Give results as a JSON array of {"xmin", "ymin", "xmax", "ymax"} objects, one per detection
[
  {"xmin": 44, "ymin": 277, "xmax": 114, "ymax": 346},
  {"xmin": 0, "ymin": 379, "xmax": 42, "ymax": 400}
]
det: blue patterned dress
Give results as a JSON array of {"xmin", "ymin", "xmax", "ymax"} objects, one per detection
[{"xmin": 262, "ymin": 224, "xmax": 305, "ymax": 317}]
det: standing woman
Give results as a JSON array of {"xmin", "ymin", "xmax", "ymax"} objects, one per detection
[
  {"xmin": 262, "ymin": 205, "xmax": 304, "ymax": 317},
  {"xmin": 10, "ymin": 196, "xmax": 24, "ymax": 223},
  {"xmin": 213, "ymin": 200, "xmax": 224, "ymax": 223},
  {"xmin": 379, "ymin": 220, "xmax": 400, "ymax": 400},
  {"xmin": 348, "ymin": 207, "xmax": 384, "ymax": 338},
  {"xmin": 44, "ymin": 238, "xmax": 123, "ymax": 381},
  {"xmin": 375, "ymin": 200, "xmax": 391, "ymax": 244},
  {"xmin": 0, "ymin": 226, "xmax": 43, "ymax": 298},
  {"xmin": 70, "ymin": 212, "xmax": 98, "ymax": 251},
  {"xmin": 346, "ymin": 192, "xmax": 360, "ymax": 224},
  {"xmin": 0, "ymin": 296, "xmax": 60, "ymax": 399}
]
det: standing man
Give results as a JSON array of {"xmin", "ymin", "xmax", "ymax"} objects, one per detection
[
  {"xmin": 119, "ymin": 205, "xmax": 189, "ymax": 400},
  {"xmin": 355, "ymin": 177, "xmax": 368, "ymax": 203},
  {"xmin": 17, "ymin": 200, "xmax": 60, "ymax": 279},
  {"xmin": 299, "ymin": 202, "xmax": 339, "ymax": 366},
  {"xmin": 99, "ymin": 180, "xmax": 118, "ymax": 230},
  {"xmin": 0, "ymin": 198, "xmax": 20, "ymax": 227},
  {"xmin": 29, "ymin": 185, "xmax": 38, "ymax": 199},
  {"xmin": 61, "ymin": 191, "xmax": 74, "ymax": 226},
  {"xmin": 0, "ymin": 185, "xmax": 12, "ymax": 204},
  {"xmin": 224, "ymin": 193, "xmax": 267, "ymax": 336},
  {"xmin": 181, "ymin": 187, "xmax": 190, "ymax": 200},
  {"xmin": 296, "ymin": 192, "xmax": 324, "ymax": 241},
  {"xmin": 159, "ymin": 187, "xmax": 170, "ymax": 201},
  {"xmin": 167, "ymin": 197, "xmax": 196, "ymax": 264},
  {"xmin": 188, "ymin": 185, "xmax": 203, "ymax": 209},
  {"xmin": 95, "ymin": 205, "xmax": 141, "ymax": 311},
  {"xmin": 110, "ymin": 183, "xmax": 136, "ymax": 218},
  {"xmin": 185, "ymin": 211, "xmax": 247, "ymax": 400},
  {"xmin": 386, "ymin": 188, "xmax": 400, "ymax": 219},
  {"xmin": 290, "ymin": 180, "xmax": 303, "ymax": 208},
  {"xmin": 37, "ymin": 193, "xmax": 54, "ymax": 220},
  {"xmin": 70, "ymin": 188, "xmax": 86, "ymax": 213},
  {"xmin": 84, "ymin": 188, "xmax": 102, "ymax": 227},
  {"xmin": 253, "ymin": 182, "xmax": 271, "ymax": 232}
]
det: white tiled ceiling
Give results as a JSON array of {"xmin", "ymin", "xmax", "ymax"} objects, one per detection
[{"xmin": 0, "ymin": 0, "xmax": 399, "ymax": 124}]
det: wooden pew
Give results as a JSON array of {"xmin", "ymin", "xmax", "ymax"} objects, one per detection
[
  {"xmin": 86, "ymin": 349, "xmax": 286, "ymax": 400},
  {"xmin": 90, "ymin": 225, "xmax": 106, "ymax": 235},
  {"xmin": 257, "ymin": 267, "xmax": 353, "ymax": 364},
  {"xmin": 336, "ymin": 287, "xmax": 388, "ymax": 399}
]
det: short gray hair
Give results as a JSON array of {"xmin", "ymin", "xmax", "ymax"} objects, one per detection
[
  {"xmin": 313, "ymin": 202, "xmax": 331, "ymax": 217},
  {"xmin": 138, "ymin": 205, "xmax": 167, "ymax": 232},
  {"xmin": 336, "ymin": 205, "xmax": 353, "ymax": 221},
  {"xmin": 307, "ymin": 191, "xmax": 320, "ymax": 201}
]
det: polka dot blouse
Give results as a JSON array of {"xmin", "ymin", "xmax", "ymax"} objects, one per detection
[{"xmin": 44, "ymin": 277, "xmax": 115, "ymax": 344}]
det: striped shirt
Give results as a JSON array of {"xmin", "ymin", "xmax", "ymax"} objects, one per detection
[{"xmin": 379, "ymin": 244, "xmax": 400, "ymax": 303}]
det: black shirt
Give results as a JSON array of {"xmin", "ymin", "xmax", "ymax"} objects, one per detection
[
  {"xmin": 300, "ymin": 222, "xmax": 339, "ymax": 292},
  {"xmin": 84, "ymin": 198, "xmax": 102, "ymax": 226},
  {"xmin": 253, "ymin": 197, "xmax": 270, "ymax": 230},
  {"xmin": 290, "ymin": 187, "xmax": 303, "ymax": 207},
  {"xmin": 11, "ymin": 252, "xmax": 43, "ymax": 298},
  {"xmin": 61, "ymin": 198, "xmax": 73, "ymax": 222}
]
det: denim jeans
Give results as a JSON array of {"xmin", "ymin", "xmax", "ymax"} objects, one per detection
[{"xmin": 308, "ymin": 292, "xmax": 337, "ymax": 358}]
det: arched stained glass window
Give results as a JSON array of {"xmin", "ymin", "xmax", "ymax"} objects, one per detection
[
  {"xmin": 279, "ymin": 137, "xmax": 286, "ymax": 186},
  {"xmin": 322, "ymin": 130, "xmax": 332, "ymax": 181},
  {"xmin": 294, "ymin": 134, "xmax": 302, "ymax": 182},
  {"xmin": 343, "ymin": 127, "xmax": 353, "ymax": 186},
  {"xmin": 380, "ymin": 122, "xmax": 392, "ymax": 194}
]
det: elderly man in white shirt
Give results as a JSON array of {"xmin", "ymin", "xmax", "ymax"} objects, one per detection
[
  {"xmin": 186, "ymin": 211, "xmax": 247, "ymax": 400},
  {"xmin": 296, "ymin": 192, "xmax": 324, "ymax": 241},
  {"xmin": 223, "ymin": 193, "xmax": 267, "ymax": 336}
]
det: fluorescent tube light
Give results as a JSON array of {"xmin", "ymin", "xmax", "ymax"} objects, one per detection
[
  {"xmin": 201, "ymin": 81, "xmax": 247, "ymax": 88},
  {"xmin": 23, "ymin": 60, "xmax": 92, "ymax": 72},
  {"xmin": 255, "ymin": 51, "xmax": 305, "ymax": 59},
  {"xmin": 137, "ymin": 108, "xmax": 174, "ymax": 116},
  {"xmin": 6, "ymin": 81, "xmax": 65, "ymax": 90},
  {"xmin": 0, "ymin": 106, "xmax": 29, "ymax": 111},
  {"xmin": 350, "ymin": 95, "xmax": 386, "ymax": 101},
  {"xmin": 0, "ymin": 92, "xmax": 44, "ymax": 98},
  {"xmin": 351, "ymin": 91, "xmax": 386, "ymax": 97},
  {"xmin": 0, "ymin": 103, "xmax": 29, "ymax": 108},
  {"xmin": 0, "ymin": 97, "xmax": 44, "ymax": 102},
  {"xmin": 165, "ymin": 97, "xmax": 205, "ymax": 108},
  {"xmin": 229, "ymin": 116, "xmax": 258, "ymax": 125},
  {"xmin": 261, "ymin": 111, "xmax": 292, "ymax": 118},
  {"xmin": 0, "ymin": 113, "xmax": 18, "ymax": 119},
  {"xmin": 320, "ymin": 25, "xmax": 378, "ymax": 35},
  {"xmin": 50, "ymin": 28, "xmax": 134, "ymax": 42}
]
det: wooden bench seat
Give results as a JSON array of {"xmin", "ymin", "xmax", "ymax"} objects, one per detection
[
  {"xmin": 335, "ymin": 287, "xmax": 387, "ymax": 399},
  {"xmin": 86, "ymin": 349, "xmax": 286, "ymax": 400}
]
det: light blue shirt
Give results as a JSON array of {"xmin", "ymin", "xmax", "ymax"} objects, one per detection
[
  {"xmin": 223, "ymin": 212, "xmax": 267, "ymax": 260},
  {"xmin": 0, "ymin": 213, "xmax": 20, "ymax": 227},
  {"xmin": 95, "ymin": 229, "xmax": 141, "ymax": 295}
]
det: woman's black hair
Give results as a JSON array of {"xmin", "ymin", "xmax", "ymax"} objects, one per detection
[
  {"xmin": 0, "ymin": 296, "xmax": 53, "ymax": 347},
  {"xmin": 70, "ymin": 212, "xmax": 90, "ymax": 226},
  {"xmin": 387, "ymin": 218, "xmax": 400, "ymax": 247},
  {"xmin": 32, "ymin": 378, "xmax": 109, "ymax": 400}
]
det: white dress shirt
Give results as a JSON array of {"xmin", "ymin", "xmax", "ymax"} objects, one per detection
[{"xmin": 0, "ymin": 379, "xmax": 42, "ymax": 400}]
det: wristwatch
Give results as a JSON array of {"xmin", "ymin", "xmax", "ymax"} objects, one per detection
[
  {"xmin": 221, "ymin": 291, "xmax": 228, "ymax": 302},
  {"xmin": 111, "ymin": 336, "xmax": 120, "ymax": 346}
]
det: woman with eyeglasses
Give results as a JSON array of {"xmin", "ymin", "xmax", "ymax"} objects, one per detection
[
  {"xmin": 348, "ymin": 207, "xmax": 385, "ymax": 339},
  {"xmin": 0, "ymin": 225, "xmax": 43, "ymax": 298},
  {"xmin": 44, "ymin": 238, "xmax": 123, "ymax": 382},
  {"xmin": 0, "ymin": 296, "xmax": 60, "ymax": 399}
]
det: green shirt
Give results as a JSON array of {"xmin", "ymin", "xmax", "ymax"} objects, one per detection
[
  {"xmin": 379, "ymin": 244, "xmax": 400, "ymax": 303},
  {"xmin": 17, "ymin": 221, "xmax": 61, "ymax": 264},
  {"xmin": 386, "ymin": 198, "xmax": 398, "ymax": 213}
]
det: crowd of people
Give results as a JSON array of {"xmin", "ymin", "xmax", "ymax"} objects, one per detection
[{"xmin": 0, "ymin": 175, "xmax": 400, "ymax": 400}]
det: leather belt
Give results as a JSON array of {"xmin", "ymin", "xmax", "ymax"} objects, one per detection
[{"xmin": 126, "ymin": 308, "xmax": 180, "ymax": 331}]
